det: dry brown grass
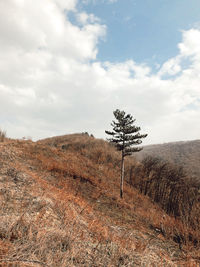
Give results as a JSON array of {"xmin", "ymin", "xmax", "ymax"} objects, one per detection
[{"xmin": 0, "ymin": 134, "xmax": 199, "ymax": 266}]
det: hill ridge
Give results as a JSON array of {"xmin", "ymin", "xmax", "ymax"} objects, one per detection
[{"xmin": 0, "ymin": 134, "xmax": 199, "ymax": 266}]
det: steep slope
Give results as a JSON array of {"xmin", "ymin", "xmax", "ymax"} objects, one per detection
[
  {"xmin": 0, "ymin": 134, "xmax": 199, "ymax": 266},
  {"xmin": 137, "ymin": 140, "xmax": 200, "ymax": 181}
]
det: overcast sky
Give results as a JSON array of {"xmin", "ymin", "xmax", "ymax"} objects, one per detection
[{"xmin": 1, "ymin": 0, "xmax": 200, "ymax": 144}]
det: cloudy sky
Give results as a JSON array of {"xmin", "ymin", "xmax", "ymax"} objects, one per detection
[{"xmin": 1, "ymin": 0, "xmax": 200, "ymax": 144}]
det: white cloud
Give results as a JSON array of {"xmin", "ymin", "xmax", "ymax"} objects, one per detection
[
  {"xmin": 82, "ymin": 0, "xmax": 118, "ymax": 4},
  {"xmin": 158, "ymin": 57, "xmax": 181, "ymax": 76},
  {"xmin": 55, "ymin": 0, "xmax": 77, "ymax": 10},
  {"xmin": 0, "ymin": 0, "xmax": 200, "ymax": 144},
  {"xmin": 179, "ymin": 29, "xmax": 200, "ymax": 58},
  {"xmin": 158, "ymin": 28, "xmax": 200, "ymax": 77},
  {"xmin": 76, "ymin": 12, "xmax": 100, "ymax": 25}
]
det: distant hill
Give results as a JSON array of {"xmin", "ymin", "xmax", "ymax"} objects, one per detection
[{"xmin": 137, "ymin": 139, "xmax": 200, "ymax": 181}]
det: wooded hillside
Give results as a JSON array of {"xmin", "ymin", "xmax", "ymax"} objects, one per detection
[{"xmin": 137, "ymin": 140, "xmax": 200, "ymax": 182}]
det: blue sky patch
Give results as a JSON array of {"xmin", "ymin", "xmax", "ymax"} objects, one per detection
[{"xmin": 77, "ymin": 0, "xmax": 200, "ymax": 66}]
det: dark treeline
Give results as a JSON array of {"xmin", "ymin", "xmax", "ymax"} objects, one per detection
[{"xmin": 129, "ymin": 156, "xmax": 200, "ymax": 231}]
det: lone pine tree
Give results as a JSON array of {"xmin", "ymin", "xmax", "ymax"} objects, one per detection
[{"xmin": 105, "ymin": 109, "xmax": 147, "ymax": 198}]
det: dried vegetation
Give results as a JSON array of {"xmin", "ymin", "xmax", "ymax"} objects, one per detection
[
  {"xmin": 131, "ymin": 156, "xmax": 200, "ymax": 248},
  {"xmin": 0, "ymin": 129, "xmax": 6, "ymax": 142},
  {"xmin": 0, "ymin": 133, "xmax": 199, "ymax": 266}
]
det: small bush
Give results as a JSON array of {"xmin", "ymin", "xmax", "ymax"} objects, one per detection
[{"xmin": 0, "ymin": 128, "xmax": 6, "ymax": 142}]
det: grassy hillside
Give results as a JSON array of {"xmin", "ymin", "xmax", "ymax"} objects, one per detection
[
  {"xmin": 0, "ymin": 134, "xmax": 199, "ymax": 266},
  {"xmin": 137, "ymin": 140, "xmax": 200, "ymax": 182}
]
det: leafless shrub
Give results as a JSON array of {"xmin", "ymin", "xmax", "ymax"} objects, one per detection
[
  {"xmin": 130, "ymin": 155, "xmax": 200, "ymax": 248},
  {"xmin": 0, "ymin": 129, "xmax": 6, "ymax": 142}
]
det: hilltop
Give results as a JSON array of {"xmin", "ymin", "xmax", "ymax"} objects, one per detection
[{"xmin": 0, "ymin": 134, "xmax": 199, "ymax": 266}]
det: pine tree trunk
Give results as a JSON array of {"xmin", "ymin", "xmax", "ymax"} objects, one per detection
[{"xmin": 120, "ymin": 152, "xmax": 125, "ymax": 198}]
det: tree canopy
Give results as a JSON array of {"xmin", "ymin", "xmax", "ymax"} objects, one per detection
[{"xmin": 105, "ymin": 109, "xmax": 147, "ymax": 157}]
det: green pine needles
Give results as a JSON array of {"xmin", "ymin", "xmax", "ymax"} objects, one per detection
[{"xmin": 105, "ymin": 109, "xmax": 147, "ymax": 198}]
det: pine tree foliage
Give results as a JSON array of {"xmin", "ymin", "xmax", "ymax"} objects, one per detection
[
  {"xmin": 105, "ymin": 109, "xmax": 147, "ymax": 157},
  {"xmin": 105, "ymin": 109, "xmax": 147, "ymax": 198}
]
